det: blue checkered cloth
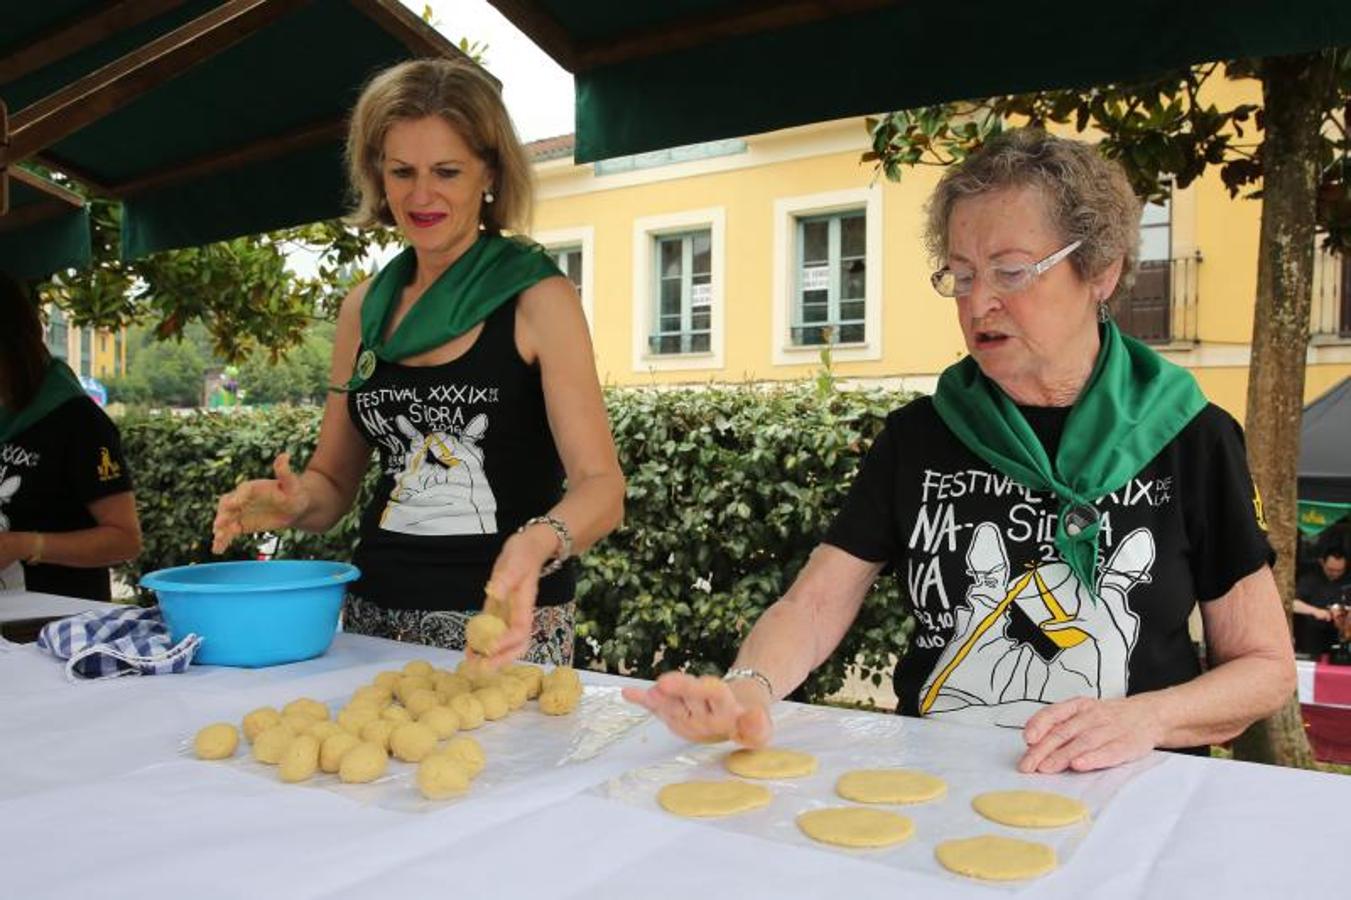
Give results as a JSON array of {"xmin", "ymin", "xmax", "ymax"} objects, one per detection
[{"xmin": 36, "ymin": 605, "xmax": 202, "ymax": 680}]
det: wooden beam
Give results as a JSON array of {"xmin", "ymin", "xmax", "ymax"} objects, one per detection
[
  {"xmin": 10, "ymin": 166, "xmax": 85, "ymax": 208},
  {"xmin": 573, "ymin": 0, "xmax": 896, "ymax": 71},
  {"xmin": 0, "ymin": 0, "xmax": 190, "ymax": 85},
  {"xmin": 31, "ymin": 152, "xmax": 117, "ymax": 197},
  {"xmin": 484, "ymin": 0, "xmax": 578, "ymax": 72},
  {"xmin": 112, "ymin": 116, "xmax": 347, "ymax": 197},
  {"xmin": 7, "ymin": 0, "xmax": 311, "ymax": 165},
  {"xmin": 0, "ymin": 197, "xmax": 81, "ymax": 232},
  {"xmin": 347, "ymin": 0, "xmax": 476, "ymax": 64}
]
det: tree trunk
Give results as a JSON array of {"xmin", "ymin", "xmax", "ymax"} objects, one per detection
[{"xmin": 1232, "ymin": 53, "xmax": 1335, "ymax": 768}]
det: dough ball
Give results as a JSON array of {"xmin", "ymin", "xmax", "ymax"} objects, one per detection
[
  {"xmin": 505, "ymin": 665, "xmax": 543, "ymax": 699},
  {"xmin": 194, "ymin": 723, "xmax": 239, "ymax": 760},
  {"xmin": 338, "ymin": 741, "xmax": 388, "ymax": 784},
  {"xmin": 435, "ymin": 674, "xmax": 473, "ymax": 702},
  {"xmin": 390, "ymin": 721, "xmax": 438, "ymax": 763},
  {"xmin": 474, "ymin": 686, "xmax": 509, "ymax": 721},
  {"xmin": 337, "ymin": 706, "xmax": 379, "ymax": 736},
  {"xmin": 441, "ymin": 736, "xmax": 486, "ymax": 778},
  {"xmin": 448, "ymin": 693, "xmax": 486, "ymax": 730},
  {"xmin": 279, "ymin": 734, "xmax": 320, "ymax": 783},
  {"xmin": 306, "ymin": 720, "xmax": 343, "ymax": 743},
  {"xmin": 419, "ymin": 705, "xmax": 461, "ymax": 739},
  {"xmin": 657, "ymin": 780, "xmax": 771, "ymax": 817},
  {"xmin": 282, "ymin": 698, "xmax": 329, "ymax": 721},
  {"xmin": 350, "ymin": 685, "xmax": 391, "ymax": 707},
  {"xmin": 320, "ymin": 731, "xmax": 361, "ymax": 773},
  {"xmin": 416, "ymin": 754, "xmax": 472, "ymax": 800},
  {"xmin": 404, "ymin": 689, "xmax": 441, "ymax": 719},
  {"xmin": 242, "ymin": 707, "xmax": 282, "ymax": 743},
  {"xmin": 373, "ymin": 671, "xmax": 403, "ymax": 690},
  {"xmin": 542, "ymin": 666, "xmax": 581, "ymax": 695},
  {"xmin": 538, "ymin": 688, "xmax": 580, "ymax": 716},
  {"xmin": 456, "ymin": 657, "xmax": 497, "ymax": 688},
  {"xmin": 402, "ymin": 659, "xmax": 435, "ymax": 677},
  {"xmin": 360, "ymin": 719, "xmax": 398, "ymax": 752},
  {"xmin": 465, "ymin": 613, "xmax": 507, "ymax": 655},
  {"xmin": 934, "ymin": 835, "xmax": 1058, "ymax": 881},
  {"xmin": 724, "ymin": 748, "xmax": 818, "ymax": 779},
  {"xmin": 252, "ymin": 725, "xmax": 293, "ymax": 765},
  {"xmin": 380, "ymin": 705, "xmax": 413, "ymax": 724},
  {"xmin": 396, "ymin": 676, "xmax": 433, "ymax": 705},
  {"xmin": 500, "ymin": 677, "xmax": 528, "ymax": 710}
]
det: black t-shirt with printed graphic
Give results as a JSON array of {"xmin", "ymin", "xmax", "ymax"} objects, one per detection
[
  {"xmin": 824, "ymin": 396, "xmax": 1273, "ymax": 733},
  {"xmin": 0, "ymin": 396, "xmax": 134, "ymax": 601},
  {"xmin": 346, "ymin": 296, "xmax": 573, "ymax": 612}
]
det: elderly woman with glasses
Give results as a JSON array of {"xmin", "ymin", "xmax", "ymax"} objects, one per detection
[{"xmin": 625, "ymin": 128, "xmax": 1294, "ymax": 773}]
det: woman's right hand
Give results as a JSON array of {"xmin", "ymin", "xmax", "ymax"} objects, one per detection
[
  {"xmin": 622, "ymin": 672, "xmax": 774, "ymax": 748},
  {"xmin": 211, "ymin": 453, "xmax": 310, "ymax": 554}
]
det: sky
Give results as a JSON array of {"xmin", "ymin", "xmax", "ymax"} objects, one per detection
[
  {"xmin": 420, "ymin": 0, "xmax": 575, "ymax": 142},
  {"xmin": 288, "ymin": 1, "xmax": 574, "ymax": 279}
]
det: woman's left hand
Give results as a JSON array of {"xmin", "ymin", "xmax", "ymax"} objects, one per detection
[
  {"xmin": 477, "ymin": 524, "xmax": 558, "ymax": 667},
  {"xmin": 1018, "ymin": 695, "xmax": 1165, "ymax": 774}
]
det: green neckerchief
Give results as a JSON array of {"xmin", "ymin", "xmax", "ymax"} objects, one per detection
[
  {"xmin": 0, "ymin": 357, "xmax": 87, "ymax": 444},
  {"xmin": 932, "ymin": 320, "xmax": 1207, "ymax": 594},
  {"xmin": 336, "ymin": 233, "xmax": 561, "ymax": 391}
]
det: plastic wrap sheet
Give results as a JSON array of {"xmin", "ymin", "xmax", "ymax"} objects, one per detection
[
  {"xmin": 597, "ymin": 704, "xmax": 1160, "ymax": 889},
  {"xmin": 178, "ymin": 685, "xmax": 650, "ymax": 813}
]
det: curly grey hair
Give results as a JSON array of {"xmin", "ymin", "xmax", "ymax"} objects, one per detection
[{"xmin": 923, "ymin": 129, "xmax": 1142, "ymax": 301}]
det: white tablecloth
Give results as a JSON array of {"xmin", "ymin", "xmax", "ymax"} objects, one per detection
[{"xmin": 1, "ymin": 630, "xmax": 1346, "ymax": 900}]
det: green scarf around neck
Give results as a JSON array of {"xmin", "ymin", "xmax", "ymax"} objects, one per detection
[
  {"xmin": 0, "ymin": 357, "xmax": 87, "ymax": 444},
  {"xmin": 337, "ymin": 233, "xmax": 561, "ymax": 391},
  {"xmin": 931, "ymin": 320, "xmax": 1206, "ymax": 594}
]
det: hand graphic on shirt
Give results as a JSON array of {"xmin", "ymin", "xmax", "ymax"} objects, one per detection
[{"xmin": 380, "ymin": 414, "xmax": 498, "ymax": 535}]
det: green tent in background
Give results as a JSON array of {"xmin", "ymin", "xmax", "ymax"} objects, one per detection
[
  {"xmin": 1298, "ymin": 378, "xmax": 1351, "ymax": 537},
  {"xmin": 0, "ymin": 0, "xmax": 471, "ymax": 263},
  {"xmin": 485, "ymin": 0, "xmax": 1351, "ymax": 162},
  {"xmin": 0, "ymin": 165, "xmax": 89, "ymax": 279}
]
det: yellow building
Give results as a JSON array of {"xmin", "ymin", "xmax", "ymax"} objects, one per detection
[
  {"xmin": 527, "ymin": 95, "xmax": 1350, "ymax": 422},
  {"xmin": 42, "ymin": 304, "xmax": 127, "ymax": 381}
]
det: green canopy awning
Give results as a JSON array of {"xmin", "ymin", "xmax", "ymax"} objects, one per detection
[
  {"xmin": 1, "ymin": 0, "xmax": 473, "ymax": 260},
  {"xmin": 0, "ymin": 167, "xmax": 90, "ymax": 279},
  {"xmin": 486, "ymin": 0, "xmax": 1351, "ymax": 162}
]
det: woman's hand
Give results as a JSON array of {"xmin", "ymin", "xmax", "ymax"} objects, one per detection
[
  {"xmin": 622, "ymin": 672, "xmax": 774, "ymax": 748},
  {"xmin": 211, "ymin": 453, "xmax": 310, "ymax": 554},
  {"xmin": 476, "ymin": 523, "xmax": 558, "ymax": 667},
  {"xmin": 1018, "ymin": 695, "xmax": 1165, "ymax": 774}
]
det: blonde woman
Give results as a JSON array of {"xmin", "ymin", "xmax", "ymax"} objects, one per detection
[{"xmin": 213, "ymin": 60, "xmax": 623, "ymax": 666}]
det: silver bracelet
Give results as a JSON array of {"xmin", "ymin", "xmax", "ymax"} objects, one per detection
[
  {"xmin": 723, "ymin": 667, "xmax": 775, "ymax": 699},
  {"xmin": 519, "ymin": 514, "xmax": 572, "ymax": 576}
]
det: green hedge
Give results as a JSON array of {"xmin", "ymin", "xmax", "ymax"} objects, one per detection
[{"xmin": 117, "ymin": 383, "xmax": 914, "ymax": 702}]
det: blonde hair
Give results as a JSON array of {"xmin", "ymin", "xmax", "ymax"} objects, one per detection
[
  {"xmin": 924, "ymin": 128, "xmax": 1142, "ymax": 301},
  {"xmin": 345, "ymin": 58, "xmax": 532, "ymax": 235}
]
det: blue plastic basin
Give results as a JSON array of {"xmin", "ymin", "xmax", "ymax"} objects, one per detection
[{"xmin": 140, "ymin": 560, "xmax": 360, "ymax": 667}]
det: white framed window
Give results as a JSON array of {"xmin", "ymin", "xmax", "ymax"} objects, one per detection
[
  {"xmin": 772, "ymin": 187, "xmax": 882, "ymax": 365},
  {"xmin": 632, "ymin": 207, "xmax": 726, "ymax": 372},
  {"xmin": 533, "ymin": 226, "xmax": 594, "ymax": 327}
]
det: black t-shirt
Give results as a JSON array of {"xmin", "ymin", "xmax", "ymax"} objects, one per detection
[
  {"xmin": 1293, "ymin": 570, "xmax": 1350, "ymax": 656},
  {"xmin": 824, "ymin": 397, "xmax": 1273, "ymax": 732},
  {"xmin": 0, "ymin": 397, "xmax": 133, "ymax": 601},
  {"xmin": 346, "ymin": 296, "xmax": 573, "ymax": 611}
]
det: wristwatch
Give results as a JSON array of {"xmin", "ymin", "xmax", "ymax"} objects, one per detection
[{"xmin": 723, "ymin": 667, "xmax": 775, "ymax": 699}]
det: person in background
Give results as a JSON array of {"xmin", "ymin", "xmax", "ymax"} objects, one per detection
[
  {"xmin": 212, "ymin": 58, "xmax": 624, "ymax": 667},
  {"xmin": 0, "ymin": 272, "xmax": 142, "ymax": 601},
  {"xmin": 1293, "ymin": 545, "xmax": 1349, "ymax": 657}
]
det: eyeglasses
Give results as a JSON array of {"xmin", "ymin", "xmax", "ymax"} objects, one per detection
[{"xmin": 930, "ymin": 239, "xmax": 1083, "ymax": 298}]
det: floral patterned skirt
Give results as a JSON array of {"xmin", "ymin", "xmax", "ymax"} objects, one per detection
[{"xmin": 342, "ymin": 595, "xmax": 575, "ymax": 667}]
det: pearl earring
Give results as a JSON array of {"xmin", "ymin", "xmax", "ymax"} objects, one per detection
[{"xmin": 483, "ymin": 190, "xmax": 495, "ymax": 204}]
